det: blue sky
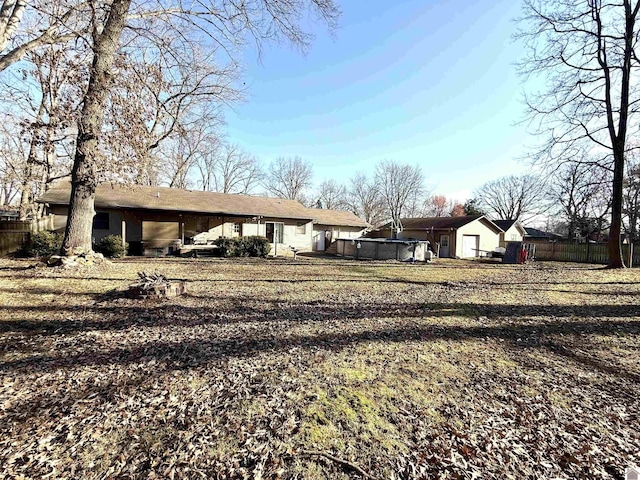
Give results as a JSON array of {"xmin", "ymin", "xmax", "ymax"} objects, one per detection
[{"xmin": 226, "ymin": 0, "xmax": 533, "ymax": 201}]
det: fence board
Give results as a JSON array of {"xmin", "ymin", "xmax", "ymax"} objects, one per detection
[
  {"xmin": 0, "ymin": 215, "xmax": 54, "ymax": 232},
  {"xmin": 0, "ymin": 215, "xmax": 56, "ymax": 256},
  {"xmin": 530, "ymin": 241, "xmax": 640, "ymax": 266},
  {"xmin": 0, "ymin": 232, "xmax": 28, "ymax": 256}
]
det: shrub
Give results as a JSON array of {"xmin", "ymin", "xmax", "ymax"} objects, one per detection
[
  {"xmin": 98, "ymin": 234, "xmax": 128, "ymax": 258},
  {"xmin": 21, "ymin": 231, "xmax": 63, "ymax": 257},
  {"xmin": 243, "ymin": 236, "xmax": 271, "ymax": 257},
  {"xmin": 214, "ymin": 237, "xmax": 238, "ymax": 257},
  {"xmin": 214, "ymin": 236, "xmax": 271, "ymax": 257}
]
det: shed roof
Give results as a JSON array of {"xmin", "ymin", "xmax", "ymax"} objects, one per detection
[
  {"xmin": 492, "ymin": 220, "xmax": 517, "ymax": 231},
  {"xmin": 493, "ymin": 219, "xmax": 527, "ymax": 236},
  {"xmin": 308, "ymin": 208, "xmax": 368, "ymax": 228},
  {"xmin": 39, "ymin": 182, "xmax": 318, "ymax": 220}
]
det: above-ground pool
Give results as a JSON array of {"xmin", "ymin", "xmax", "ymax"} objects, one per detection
[{"xmin": 335, "ymin": 238, "xmax": 431, "ymax": 261}]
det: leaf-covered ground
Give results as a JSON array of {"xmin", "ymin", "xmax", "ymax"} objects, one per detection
[{"xmin": 0, "ymin": 256, "xmax": 638, "ymax": 479}]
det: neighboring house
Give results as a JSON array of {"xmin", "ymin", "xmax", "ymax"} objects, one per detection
[
  {"xmin": 308, "ymin": 208, "xmax": 368, "ymax": 251},
  {"xmin": 493, "ymin": 219, "xmax": 527, "ymax": 247},
  {"xmin": 373, "ymin": 216, "xmax": 503, "ymax": 258},
  {"xmin": 0, "ymin": 209, "xmax": 19, "ymax": 221},
  {"xmin": 524, "ymin": 227, "xmax": 564, "ymax": 242},
  {"xmin": 37, "ymin": 182, "xmax": 366, "ymax": 255}
]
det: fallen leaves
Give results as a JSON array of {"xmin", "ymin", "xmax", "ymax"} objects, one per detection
[{"xmin": 0, "ymin": 257, "xmax": 638, "ymax": 479}]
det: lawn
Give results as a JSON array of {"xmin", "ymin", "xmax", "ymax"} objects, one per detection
[{"xmin": 0, "ymin": 256, "xmax": 638, "ymax": 479}]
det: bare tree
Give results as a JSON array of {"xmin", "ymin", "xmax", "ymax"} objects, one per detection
[
  {"xmin": 315, "ymin": 179, "xmax": 348, "ymax": 209},
  {"xmin": 0, "ymin": 43, "xmax": 82, "ymax": 218},
  {"xmin": 518, "ymin": 0, "xmax": 640, "ymax": 267},
  {"xmin": 375, "ymin": 159, "xmax": 425, "ymax": 236},
  {"xmin": 0, "ymin": 130, "xmax": 22, "ymax": 206},
  {"xmin": 346, "ymin": 172, "xmax": 385, "ymax": 227},
  {"xmin": 193, "ymin": 136, "xmax": 223, "ymax": 192},
  {"xmin": 62, "ymin": 0, "xmax": 132, "ymax": 255},
  {"xmin": 623, "ymin": 154, "xmax": 640, "ymax": 242},
  {"xmin": 55, "ymin": 0, "xmax": 339, "ymax": 255},
  {"xmin": 263, "ymin": 156, "xmax": 313, "ymax": 203},
  {"xmin": 204, "ymin": 143, "xmax": 262, "ymax": 194},
  {"xmin": 0, "ymin": 1, "xmax": 88, "ymax": 71},
  {"xmin": 473, "ymin": 174, "xmax": 545, "ymax": 222},
  {"xmin": 546, "ymin": 162, "xmax": 612, "ymax": 241},
  {"xmin": 102, "ymin": 48, "xmax": 236, "ymax": 184},
  {"xmin": 0, "ymin": 0, "xmax": 28, "ymax": 53}
]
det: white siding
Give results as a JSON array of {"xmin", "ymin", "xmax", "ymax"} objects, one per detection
[
  {"xmin": 499, "ymin": 224, "xmax": 525, "ymax": 246},
  {"xmin": 456, "ymin": 221, "xmax": 500, "ymax": 257},
  {"xmin": 312, "ymin": 225, "xmax": 365, "ymax": 251}
]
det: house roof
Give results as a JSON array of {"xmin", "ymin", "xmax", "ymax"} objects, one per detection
[
  {"xmin": 39, "ymin": 182, "xmax": 319, "ymax": 220},
  {"xmin": 0, "ymin": 208, "xmax": 19, "ymax": 217},
  {"xmin": 381, "ymin": 215, "xmax": 503, "ymax": 232},
  {"xmin": 493, "ymin": 219, "xmax": 527, "ymax": 236},
  {"xmin": 524, "ymin": 227, "xmax": 563, "ymax": 239},
  {"xmin": 307, "ymin": 208, "xmax": 368, "ymax": 228}
]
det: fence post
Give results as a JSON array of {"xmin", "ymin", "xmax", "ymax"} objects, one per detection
[{"xmin": 586, "ymin": 241, "xmax": 590, "ymax": 264}]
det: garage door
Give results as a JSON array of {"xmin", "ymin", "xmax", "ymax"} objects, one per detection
[
  {"xmin": 142, "ymin": 221, "xmax": 179, "ymax": 248},
  {"xmin": 462, "ymin": 235, "xmax": 479, "ymax": 258}
]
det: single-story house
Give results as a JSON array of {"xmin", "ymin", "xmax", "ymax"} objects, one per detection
[
  {"xmin": 308, "ymin": 208, "xmax": 367, "ymax": 251},
  {"xmin": 37, "ymin": 182, "xmax": 367, "ymax": 255},
  {"xmin": 373, "ymin": 216, "xmax": 503, "ymax": 258},
  {"xmin": 492, "ymin": 219, "xmax": 527, "ymax": 247},
  {"xmin": 524, "ymin": 227, "xmax": 563, "ymax": 242}
]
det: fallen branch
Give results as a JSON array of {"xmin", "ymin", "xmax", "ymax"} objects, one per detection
[{"xmin": 300, "ymin": 450, "xmax": 381, "ymax": 480}]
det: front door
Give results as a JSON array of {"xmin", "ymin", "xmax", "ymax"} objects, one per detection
[{"xmin": 439, "ymin": 234, "xmax": 450, "ymax": 258}]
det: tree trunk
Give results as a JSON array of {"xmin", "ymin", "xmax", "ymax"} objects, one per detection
[
  {"xmin": 61, "ymin": 0, "xmax": 131, "ymax": 256},
  {"xmin": 608, "ymin": 147, "xmax": 626, "ymax": 268}
]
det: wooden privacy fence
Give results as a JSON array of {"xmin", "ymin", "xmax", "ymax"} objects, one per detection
[
  {"xmin": 531, "ymin": 241, "xmax": 640, "ymax": 266},
  {"xmin": 0, "ymin": 215, "xmax": 55, "ymax": 256}
]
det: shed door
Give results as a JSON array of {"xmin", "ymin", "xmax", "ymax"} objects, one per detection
[{"xmin": 462, "ymin": 235, "xmax": 479, "ymax": 258}]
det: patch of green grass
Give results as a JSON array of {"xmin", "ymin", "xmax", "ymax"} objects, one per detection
[{"xmin": 300, "ymin": 384, "xmax": 404, "ymax": 453}]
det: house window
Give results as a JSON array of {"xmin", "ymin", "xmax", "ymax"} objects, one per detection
[
  {"xmin": 233, "ymin": 222, "xmax": 241, "ymax": 234},
  {"xmin": 296, "ymin": 222, "xmax": 307, "ymax": 235},
  {"xmin": 93, "ymin": 212, "xmax": 109, "ymax": 230},
  {"xmin": 510, "ymin": 234, "xmax": 518, "ymax": 240}
]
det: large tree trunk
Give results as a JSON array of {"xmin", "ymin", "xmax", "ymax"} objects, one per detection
[
  {"xmin": 0, "ymin": 0, "xmax": 28, "ymax": 52},
  {"xmin": 61, "ymin": 0, "xmax": 131, "ymax": 256},
  {"xmin": 608, "ymin": 147, "xmax": 626, "ymax": 268}
]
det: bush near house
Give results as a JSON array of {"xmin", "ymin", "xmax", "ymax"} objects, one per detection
[
  {"xmin": 20, "ymin": 230, "xmax": 63, "ymax": 257},
  {"xmin": 98, "ymin": 235, "xmax": 128, "ymax": 258},
  {"xmin": 215, "ymin": 236, "xmax": 271, "ymax": 257}
]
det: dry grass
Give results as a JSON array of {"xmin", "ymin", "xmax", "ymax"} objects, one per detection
[{"xmin": 0, "ymin": 256, "xmax": 639, "ymax": 479}]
